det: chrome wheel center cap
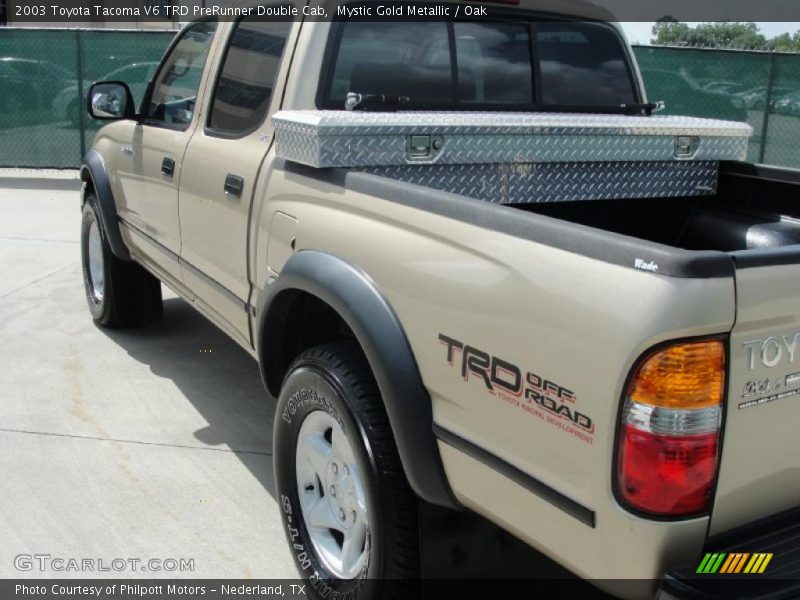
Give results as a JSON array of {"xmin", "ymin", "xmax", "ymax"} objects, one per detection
[{"xmin": 87, "ymin": 221, "xmax": 104, "ymax": 302}]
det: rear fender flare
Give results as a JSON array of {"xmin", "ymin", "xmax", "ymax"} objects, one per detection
[{"xmin": 256, "ymin": 250, "xmax": 458, "ymax": 509}]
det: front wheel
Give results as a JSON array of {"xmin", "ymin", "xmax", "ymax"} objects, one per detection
[
  {"xmin": 274, "ymin": 342, "xmax": 420, "ymax": 599},
  {"xmin": 81, "ymin": 194, "xmax": 163, "ymax": 327}
]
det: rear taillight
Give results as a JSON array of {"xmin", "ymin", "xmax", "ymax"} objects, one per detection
[{"xmin": 616, "ymin": 340, "xmax": 725, "ymax": 517}]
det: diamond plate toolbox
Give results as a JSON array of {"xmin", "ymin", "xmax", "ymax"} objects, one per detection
[
  {"xmin": 359, "ymin": 162, "xmax": 719, "ymax": 204},
  {"xmin": 272, "ymin": 110, "xmax": 753, "ymax": 202}
]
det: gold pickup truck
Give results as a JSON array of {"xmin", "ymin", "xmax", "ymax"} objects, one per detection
[{"xmin": 79, "ymin": 2, "xmax": 800, "ymax": 598}]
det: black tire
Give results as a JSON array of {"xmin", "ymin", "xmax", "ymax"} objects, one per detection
[
  {"xmin": 81, "ymin": 194, "xmax": 163, "ymax": 328},
  {"xmin": 274, "ymin": 341, "xmax": 420, "ymax": 600}
]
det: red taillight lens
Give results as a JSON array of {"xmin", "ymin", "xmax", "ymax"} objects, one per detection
[
  {"xmin": 616, "ymin": 340, "xmax": 725, "ymax": 517},
  {"xmin": 618, "ymin": 425, "xmax": 719, "ymax": 515}
]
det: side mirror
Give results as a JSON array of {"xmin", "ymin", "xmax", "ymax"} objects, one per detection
[{"xmin": 87, "ymin": 81, "xmax": 135, "ymax": 121}]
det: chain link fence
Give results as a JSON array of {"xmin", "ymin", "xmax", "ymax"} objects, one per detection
[
  {"xmin": 0, "ymin": 28, "xmax": 173, "ymax": 168},
  {"xmin": 633, "ymin": 45, "xmax": 800, "ymax": 168},
  {"xmin": 1, "ymin": 29, "xmax": 800, "ymax": 169}
]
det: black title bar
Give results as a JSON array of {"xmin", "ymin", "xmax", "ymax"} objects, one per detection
[{"xmin": 5, "ymin": 0, "xmax": 800, "ymax": 23}]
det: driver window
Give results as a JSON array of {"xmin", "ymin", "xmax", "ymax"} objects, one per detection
[{"xmin": 144, "ymin": 20, "xmax": 218, "ymax": 129}]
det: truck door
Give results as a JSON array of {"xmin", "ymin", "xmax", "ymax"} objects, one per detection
[
  {"xmin": 709, "ymin": 260, "xmax": 800, "ymax": 536},
  {"xmin": 177, "ymin": 14, "xmax": 294, "ymax": 343},
  {"xmin": 115, "ymin": 20, "xmax": 219, "ymax": 283}
]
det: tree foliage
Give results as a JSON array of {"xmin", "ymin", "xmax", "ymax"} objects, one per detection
[
  {"xmin": 651, "ymin": 20, "xmax": 800, "ymax": 52},
  {"xmin": 772, "ymin": 31, "xmax": 800, "ymax": 53}
]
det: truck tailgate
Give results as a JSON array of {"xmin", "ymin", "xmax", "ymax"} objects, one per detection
[{"xmin": 710, "ymin": 260, "xmax": 800, "ymax": 536}]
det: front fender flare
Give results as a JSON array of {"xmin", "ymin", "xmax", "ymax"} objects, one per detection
[
  {"xmin": 256, "ymin": 250, "xmax": 458, "ymax": 509},
  {"xmin": 80, "ymin": 149, "xmax": 130, "ymax": 261}
]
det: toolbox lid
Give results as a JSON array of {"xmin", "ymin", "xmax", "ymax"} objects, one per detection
[
  {"xmin": 275, "ymin": 110, "xmax": 753, "ymax": 137},
  {"xmin": 272, "ymin": 110, "xmax": 753, "ymax": 168}
]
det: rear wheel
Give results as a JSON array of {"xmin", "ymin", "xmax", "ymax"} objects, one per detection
[
  {"xmin": 81, "ymin": 194, "xmax": 163, "ymax": 327},
  {"xmin": 274, "ymin": 341, "xmax": 420, "ymax": 599}
]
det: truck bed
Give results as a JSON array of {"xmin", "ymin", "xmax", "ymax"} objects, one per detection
[
  {"xmin": 522, "ymin": 162, "xmax": 800, "ymax": 255},
  {"xmin": 523, "ymin": 161, "xmax": 800, "ymax": 539},
  {"xmin": 280, "ymin": 152, "xmax": 800, "ymax": 544},
  {"xmin": 267, "ymin": 146, "xmax": 800, "ymax": 600}
]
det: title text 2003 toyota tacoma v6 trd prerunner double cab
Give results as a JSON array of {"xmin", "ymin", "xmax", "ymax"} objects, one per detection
[{"xmin": 79, "ymin": 2, "xmax": 800, "ymax": 598}]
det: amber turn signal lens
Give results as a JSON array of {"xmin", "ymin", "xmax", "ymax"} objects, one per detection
[{"xmin": 628, "ymin": 341, "xmax": 725, "ymax": 409}]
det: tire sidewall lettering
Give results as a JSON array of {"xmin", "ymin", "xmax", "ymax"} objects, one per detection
[{"xmin": 275, "ymin": 372, "xmax": 374, "ymax": 599}]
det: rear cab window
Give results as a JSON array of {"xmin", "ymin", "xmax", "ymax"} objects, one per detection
[
  {"xmin": 207, "ymin": 14, "xmax": 292, "ymax": 136},
  {"xmin": 320, "ymin": 18, "xmax": 638, "ymax": 111},
  {"xmin": 536, "ymin": 21, "xmax": 636, "ymax": 105}
]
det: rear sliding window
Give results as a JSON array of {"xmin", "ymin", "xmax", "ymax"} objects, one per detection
[
  {"xmin": 322, "ymin": 20, "xmax": 636, "ymax": 109},
  {"xmin": 536, "ymin": 22, "xmax": 636, "ymax": 105}
]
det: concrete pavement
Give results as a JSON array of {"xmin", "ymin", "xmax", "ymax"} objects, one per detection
[{"xmin": 0, "ymin": 177, "xmax": 297, "ymax": 579}]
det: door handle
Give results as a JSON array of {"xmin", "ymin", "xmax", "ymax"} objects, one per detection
[
  {"xmin": 224, "ymin": 174, "xmax": 244, "ymax": 198},
  {"xmin": 161, "ymin": 157, "xmax": 175, "ymax": 177}
]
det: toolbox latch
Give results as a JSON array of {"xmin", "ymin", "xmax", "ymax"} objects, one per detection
[
  {"xmin": 407, "ymin": 135, "xmax": 443, "ymax": 161},
  {"xmin": 675, "ymin": 136, "xmax": 698, "ymax": 158}
]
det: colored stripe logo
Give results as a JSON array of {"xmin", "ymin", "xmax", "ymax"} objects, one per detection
[{"xmin": 697, "ymin": 552, "xmax": 773, "ymax": 574}]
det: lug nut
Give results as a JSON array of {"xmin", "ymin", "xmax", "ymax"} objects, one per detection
[
  {"xmin": 339, "ymin": 508, "xmax": 346, "ymax": 521},
  {"xmin": 351, "ymin": 510, "xmax": 357, "ymax": 522},
  {"xmin": 329, "ymin": 485, "xmax": 336, "ymax": 498},
  {"xmin": 331, "ymin": 462, "xmax": 338, "ymax": 475}
]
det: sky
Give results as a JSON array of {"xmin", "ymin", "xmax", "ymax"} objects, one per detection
[{"xmin": 620, "ymin": 22, "xmax": 800, "ymax": 45}]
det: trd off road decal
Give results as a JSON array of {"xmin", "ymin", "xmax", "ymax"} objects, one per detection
[
  {"xmin": 439, "ymin": 334, "xmax": 595, "ymax": 444},
  {"xmin": 739, "ymin": 374, "xmax": 800, "ymax": 410}
]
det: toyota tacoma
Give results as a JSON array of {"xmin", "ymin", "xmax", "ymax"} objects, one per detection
[{"xmin": 79, "ymin": 2, "xmax": 800, "ymax": 598}]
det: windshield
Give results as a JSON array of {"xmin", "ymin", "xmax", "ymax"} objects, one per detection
[{"xmin": 321, "ymin": 19, "xmax": 638, "ymax": 110}]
